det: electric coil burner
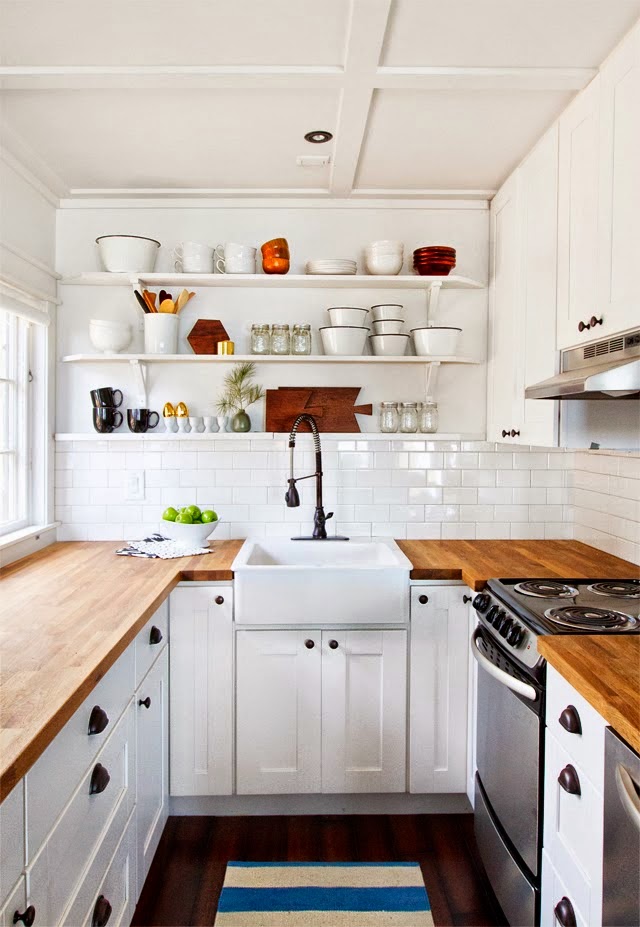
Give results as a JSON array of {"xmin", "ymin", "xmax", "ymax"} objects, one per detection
[
  {"xmin": 587, "ymin": 580, "xmax": 640, "ymax": 598},
  {"xmin": 544, "ymin": 604, "xmax": 638, "ymax": 631},
  {"xmin": 514, "ymin": 580, "xmax": 578, "ymax": 598}
]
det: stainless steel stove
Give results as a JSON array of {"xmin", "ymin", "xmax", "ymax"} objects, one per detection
[{"xmin": 470, "ymin": 576, "xmax": 640, "ymax": 927}]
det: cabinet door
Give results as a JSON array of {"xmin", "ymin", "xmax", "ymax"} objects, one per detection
[
  {"xmin": 236, "ymin": 630, "xmax": 321, "ymax": 794},
  {"xmin": 487, "ymin": 172, "xmax": 521, "ymax": 441},
  {"xmin": 410, "ymin": 586, "xmax": 469, "ymax": 793},
  {"xmin": 321, "ymin": 630, "xmax": 407, "ymax": 793},
  {"xmin": 557, "ymin": 75, "xmax": 601, "ymax": 349},
  {"xmin": 598, "ymin": 22, "xmax": 640, "ymax": 337},
  {"xmin": 517, "ymin": 125, "xmax": 559, "ymax": 447},
  {"xmin": 169, "ymin": 586, "xmax": 233, "ymax": 796},
  {"xmin": 136, "ymin": 648, "xmax": 168, "ymax": 900}
]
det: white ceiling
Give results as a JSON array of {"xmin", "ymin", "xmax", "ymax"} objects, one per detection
[{"xmin": 0, "ymin": 0, "xmax": 638, "ymax": 201}]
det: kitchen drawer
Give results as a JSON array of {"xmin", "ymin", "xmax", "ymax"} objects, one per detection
[
  {"xmin": 0, "ymin": 878, "xmax": 27, "ymax": 927},
  {"xmin": 80, "ymin": 813, "xmax": 136, "ymax": 927},
  {"xmin": 541, "ymin": 851, "xmax": 589, "ymax": 927},
  {"xmin": 135, "ymin": 601, "xmax": 168, "ymax": 689},
  {"xmin": 0, "ymin": 780, "xmax": 24, "ymax": 907},
  {"xmin": 61, "ymin": 807, "xmax": 136, "ymax": 927},
  {"xmin": 543, "ymin": 732, "xmax": 604, "ymax": 921},
  {"xmin": 546, "ymin": 665, "xmax": 606, "ymax": 793},
  {"xmin": 26, "ymin": 645, "xmax": 134, "ymax": 861},
  {"xmin": 27, "ymin": 702, "xmax": 135, "ymax": 927}
]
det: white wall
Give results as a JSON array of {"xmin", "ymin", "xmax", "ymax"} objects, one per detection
[
  {"xmin": 0, "ymin": 155, "xmax": 58, "ymax": 565},
  {"xmin": 55, "ymin": 203, "xmax": 488, "ymax": 436}
]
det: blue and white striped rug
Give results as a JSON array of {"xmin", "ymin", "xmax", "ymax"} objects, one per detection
[{"xmin": 214, "ymin": 862, "xmax": 434, "ymax": 926}]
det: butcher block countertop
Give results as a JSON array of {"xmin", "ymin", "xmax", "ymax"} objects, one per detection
[
  {"xmin": 396, "ymin": 539, "xmax": 639, "ymax": 589},
  {"xmin": 0, "ymin": 537, "xmax": 638, "ymax": 799},
  {"xmin": 539, "ymin": 636, "xmax": 640, "ymax": 755}
]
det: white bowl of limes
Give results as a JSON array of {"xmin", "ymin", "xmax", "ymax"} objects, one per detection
[{"xmin": 160, "ymin": 504, "xmax": 220, "ymax": 546}]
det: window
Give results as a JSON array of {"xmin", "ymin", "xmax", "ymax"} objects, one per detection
[{"xmin": 0, "ymin": 287, "xmax": 50, "ymax": 539}]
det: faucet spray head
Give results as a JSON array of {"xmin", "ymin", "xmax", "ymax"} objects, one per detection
[{"xmin": 285, "ymin": 479, "xmax": 300, "ymax": 507}]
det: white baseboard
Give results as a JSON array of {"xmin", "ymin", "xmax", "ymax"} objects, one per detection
[{"xmin": 169, "ymin": 793, "xmax": 471, "ymax": 816}]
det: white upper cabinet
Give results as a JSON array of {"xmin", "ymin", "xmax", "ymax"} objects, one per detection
[
  {"xmin": 556, "ymin": 74, "xmax": 601, "ymax": 349},
  {"xmin": 488, "ymin": 125, "xmax": 559, "ymax": 446},
  {"xmin": 597, "ymin": 21, "xmax": 640, "ymax": 338}
]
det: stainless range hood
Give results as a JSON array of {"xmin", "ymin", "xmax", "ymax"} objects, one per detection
[{"xmin": 525, "ymin": 329, "xmax": 640, "ymax": 400}]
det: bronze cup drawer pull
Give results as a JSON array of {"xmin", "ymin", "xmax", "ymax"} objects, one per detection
[
  {"xmin": 558, "ymin": 705, "xmax": 582, "ymax": 735},
  {"xmin": 557, "ymin": 764, "xmax": 581, "ymax": 796},
  {"xmin": 149, "ymin": 625, "xmax": 163, "ymax": 645},
  {"xmin": 92, "ymin": 895, "xmax": 112, "ymax": 927},
  {"xmin": 88, "ymin": 705, "xmax": 109, "ymax": 736},
  {"xmin": 89, "ymin": 763, "xmax": 110, "ymax": 795},
  {"xmin": 554, "ymin": 896, "xmax": 577, "ymax": 927},
  {"xmin": 13, "ymin": 907, "xmax": 36, "ymax": 926}
]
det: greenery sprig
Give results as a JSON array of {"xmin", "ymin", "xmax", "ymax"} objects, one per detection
[{"xmin": 216, "ymin": 361, "xmax": 264, "ymax": 415}]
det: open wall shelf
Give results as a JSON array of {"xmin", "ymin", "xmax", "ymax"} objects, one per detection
[
  {"xmin": 62, "ymin": 353, "xmax": 479, "ymax": 365},
  {"xmin": 60, "ymin": 272, "xmax": 484, "ymax": 290}
]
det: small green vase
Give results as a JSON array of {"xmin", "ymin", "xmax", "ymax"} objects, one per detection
[{"xmin": 231, "ymin": 409, "xmax": 251, "ymax": 433}]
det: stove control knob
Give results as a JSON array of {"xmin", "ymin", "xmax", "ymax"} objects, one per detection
[
  {"xmin": 499, "ymin": 617, "xmax": 514, "ymax": 638},
  {"xmin": 507, "ymin": 623, "xmax": 524, "ymax": 647},
  {"xmin": 493, "ymin": 609, "xmax": 507, "ymax": 631},
  {"xmin": 472, "ymin": 593, "xmax": 490, "ymax": 612},
  {"xmin": 486, "ymin": 605, "xmax": 500, "ymax": 625}
]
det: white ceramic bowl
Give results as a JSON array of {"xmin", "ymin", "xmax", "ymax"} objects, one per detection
[
  {"xmin": 320, "ymin": 326, "xmax": 368, "ymax": 356},
  {"xmin": 159, "ymin": 516, "xmax": 221, "ymax": 547},
  {"xmin": 89, "ymin": 319, "xmax": 133, "ymax": 353},
  {"xmin": 370, "ymin": 304, "xmax": 405, "ymax": 322},
  {"xmin": 369, "ymin": 333, "xmax": 410, "ymax": 356},
  {"xmin": 411, "ymin": 326, "xmax": 462, "ymax": 356},
  {"xmin": 364, "ymin": 254, "xmax": 404, "ymax": 276},
  {"xmin": 327, "ymin": 306, "xmax": 369, "ymax": 327},
  {"xmin": 96, "ymin": 235, "xmax": 160, "ymax": 273},
  {"xmin": 366, "ymin": 240, "xmax": 404, "ymax": 251},
  {"xmin": 372, "ymin": 319, "xmax": 404, "ymax": 335}
]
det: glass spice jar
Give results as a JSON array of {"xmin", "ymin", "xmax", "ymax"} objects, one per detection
[
  {"xmin": 379, "ymin": 401, "xmax": 399, "ymax": 433},
  {"xmin": 399, "ymin": 401, "xmax": 418, "ymax": 433},
  {"xmin": 419, "ymin": 398, "xmax": 439, "ymax": 433},
  {"xmin": 270, "ymin": 323, "xmax": 291, "ymax": 355},
  {"xmin": 250, "ymin": 323, "xmax": 270, "ymax": 355},
  {"xmin": 291, "ymin": 323, "xmax": 311, "ymax": 355}
]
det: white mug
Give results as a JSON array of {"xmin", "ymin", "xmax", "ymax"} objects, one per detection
[
  {"xmin": 173, "ymin": 241, "xmax": 214, "ymax": 273},
  {"xmin": 215, "ymin": 243, "xmax": 256, "ymax": 274}
]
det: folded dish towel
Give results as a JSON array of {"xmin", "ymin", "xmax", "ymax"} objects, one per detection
[{"xmin": 116, "ymin": 533, "xmax": 211, "ymax": 559}]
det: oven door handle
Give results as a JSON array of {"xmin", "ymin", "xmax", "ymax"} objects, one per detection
[
  {"xmin": 471, "ymin": 628, "xmax": 537, "ymax": 702},
  {"xmin": 616, "ymin": 763, "xmax": 640, "ymax": 832}
]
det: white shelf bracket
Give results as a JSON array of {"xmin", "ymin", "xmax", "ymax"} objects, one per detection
[
  {"xmin": 425, "ymin": 362, "xmax": 441, "ymax": 399},
  {"xmin": 426, "ymin": 281, "xmax": 442, "ymax": 324},
  {"xmin": 129, "ymin": 358, "xmax": 148, "ymax": 406}
]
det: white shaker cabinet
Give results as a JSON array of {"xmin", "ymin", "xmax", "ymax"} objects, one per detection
[
  {"xmin": 236, "ymin": 628, "xmax": 407, "ymax": 795},
  {"xmin": 488, "ymin": 126, "xmax": 559, "ymax": 446},
  {"xmin": 409, "ymin": 586, "xmax": 470, "ymax": 793},
  {"xmin": 135, "ymin": 648, "xmax": 168, "ymax": 898},
  {"xmin": 556, "ymin": 75, "xmax": 601, "ymax": 349},
  {"xmin": 597, "ymin": 21, "xmax": 640, "ymax": 338},
  {"xmin": 169, "ymin": 586, "xmax": 233, "ymax": 797}
]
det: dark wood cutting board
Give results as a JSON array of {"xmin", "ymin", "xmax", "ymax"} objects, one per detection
[
  {"xmin": 265, "ymin": 387, "xmax": 373, "ymax": 433},
  {"xmin": 187, "ymin": 319, "xmax": 230, "ymax": 354}
]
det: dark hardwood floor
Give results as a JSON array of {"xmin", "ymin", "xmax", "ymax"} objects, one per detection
[{"xmin": 132, "ymin": 814, "xmax": 506, "ymax": 927}]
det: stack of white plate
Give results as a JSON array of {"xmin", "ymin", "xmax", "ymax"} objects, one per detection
[{"xmin": 305, "ymin": 259, "xmax": 357, "ymax": 275}]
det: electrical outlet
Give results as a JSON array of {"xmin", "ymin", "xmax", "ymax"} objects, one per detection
[{"xmin": 125, "ymin": 470, "xmax": 145, "ymax": 501}]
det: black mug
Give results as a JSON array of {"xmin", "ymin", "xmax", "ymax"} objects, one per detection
[
  {"xmin": 92, "ymin": 407, "xmax": 123, "ymax": 433},
  {"xmin": 91, "ymin": 387, "xmax": 123, "ymax": 409},
  {"xmin": 127, "ymin": 408, "xmax": 160, "ymax": 433}
]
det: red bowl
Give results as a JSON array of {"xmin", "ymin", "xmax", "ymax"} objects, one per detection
[
  {"xmin": 414, "ymin": 245, "xmax": 456, "ymax": 252},
  {"xmin": 413, "ymin": 264, "xmax": 455, "ymax": 276},
  {"xmin": 414, "ymin": 260, "xmax": 456, "ymax": 269},
  {"xmin": 414, "ymin": 250, "xmax": 456, "ymax": 259}
]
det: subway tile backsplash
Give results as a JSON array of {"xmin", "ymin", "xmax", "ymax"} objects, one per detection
[{"xmin": 53, "ymin": 438, "xmax": 640, "ymax": 565}]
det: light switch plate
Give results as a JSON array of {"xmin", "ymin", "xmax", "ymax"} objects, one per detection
[{"xmin": 125, "ymin": 469, "xmax": 145, "ymax": 501}]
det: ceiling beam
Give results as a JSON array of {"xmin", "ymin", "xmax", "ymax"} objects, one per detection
[
  {"xmin": 0, "ymin": 65, "xmax": 344, "ymax": 91},
  {"xmin": 375, "ymin": 66, "xmax": 597, "ymax": 92},
  {"xmin": 328, "ymin": 0, "xmax": 393, "ymax": 197}
]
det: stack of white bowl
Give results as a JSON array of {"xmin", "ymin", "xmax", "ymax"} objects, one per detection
[
  {"xmin": 320, "ymin": 306, "xmax": 369, "ymax": 355},
  {"xmin": 364, "ymin": 240, "xmax": 404, "ymax": 276},
  {"xmin": 369, "ymin": 304, "xmax": 410, "ymax": 356},
  {"xmin": 89, "ymin": 318, "xmax": 133, "ymax": 354}
]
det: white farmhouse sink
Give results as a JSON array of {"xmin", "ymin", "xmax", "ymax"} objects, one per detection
[{"xmin": 232, "ymin": 537, "xmax": 411, "ymax": 624}]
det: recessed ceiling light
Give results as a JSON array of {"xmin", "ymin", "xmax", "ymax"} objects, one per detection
[{"xmin": 304, "ymin": 130, "xmax": 333, "ymax": 144}]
